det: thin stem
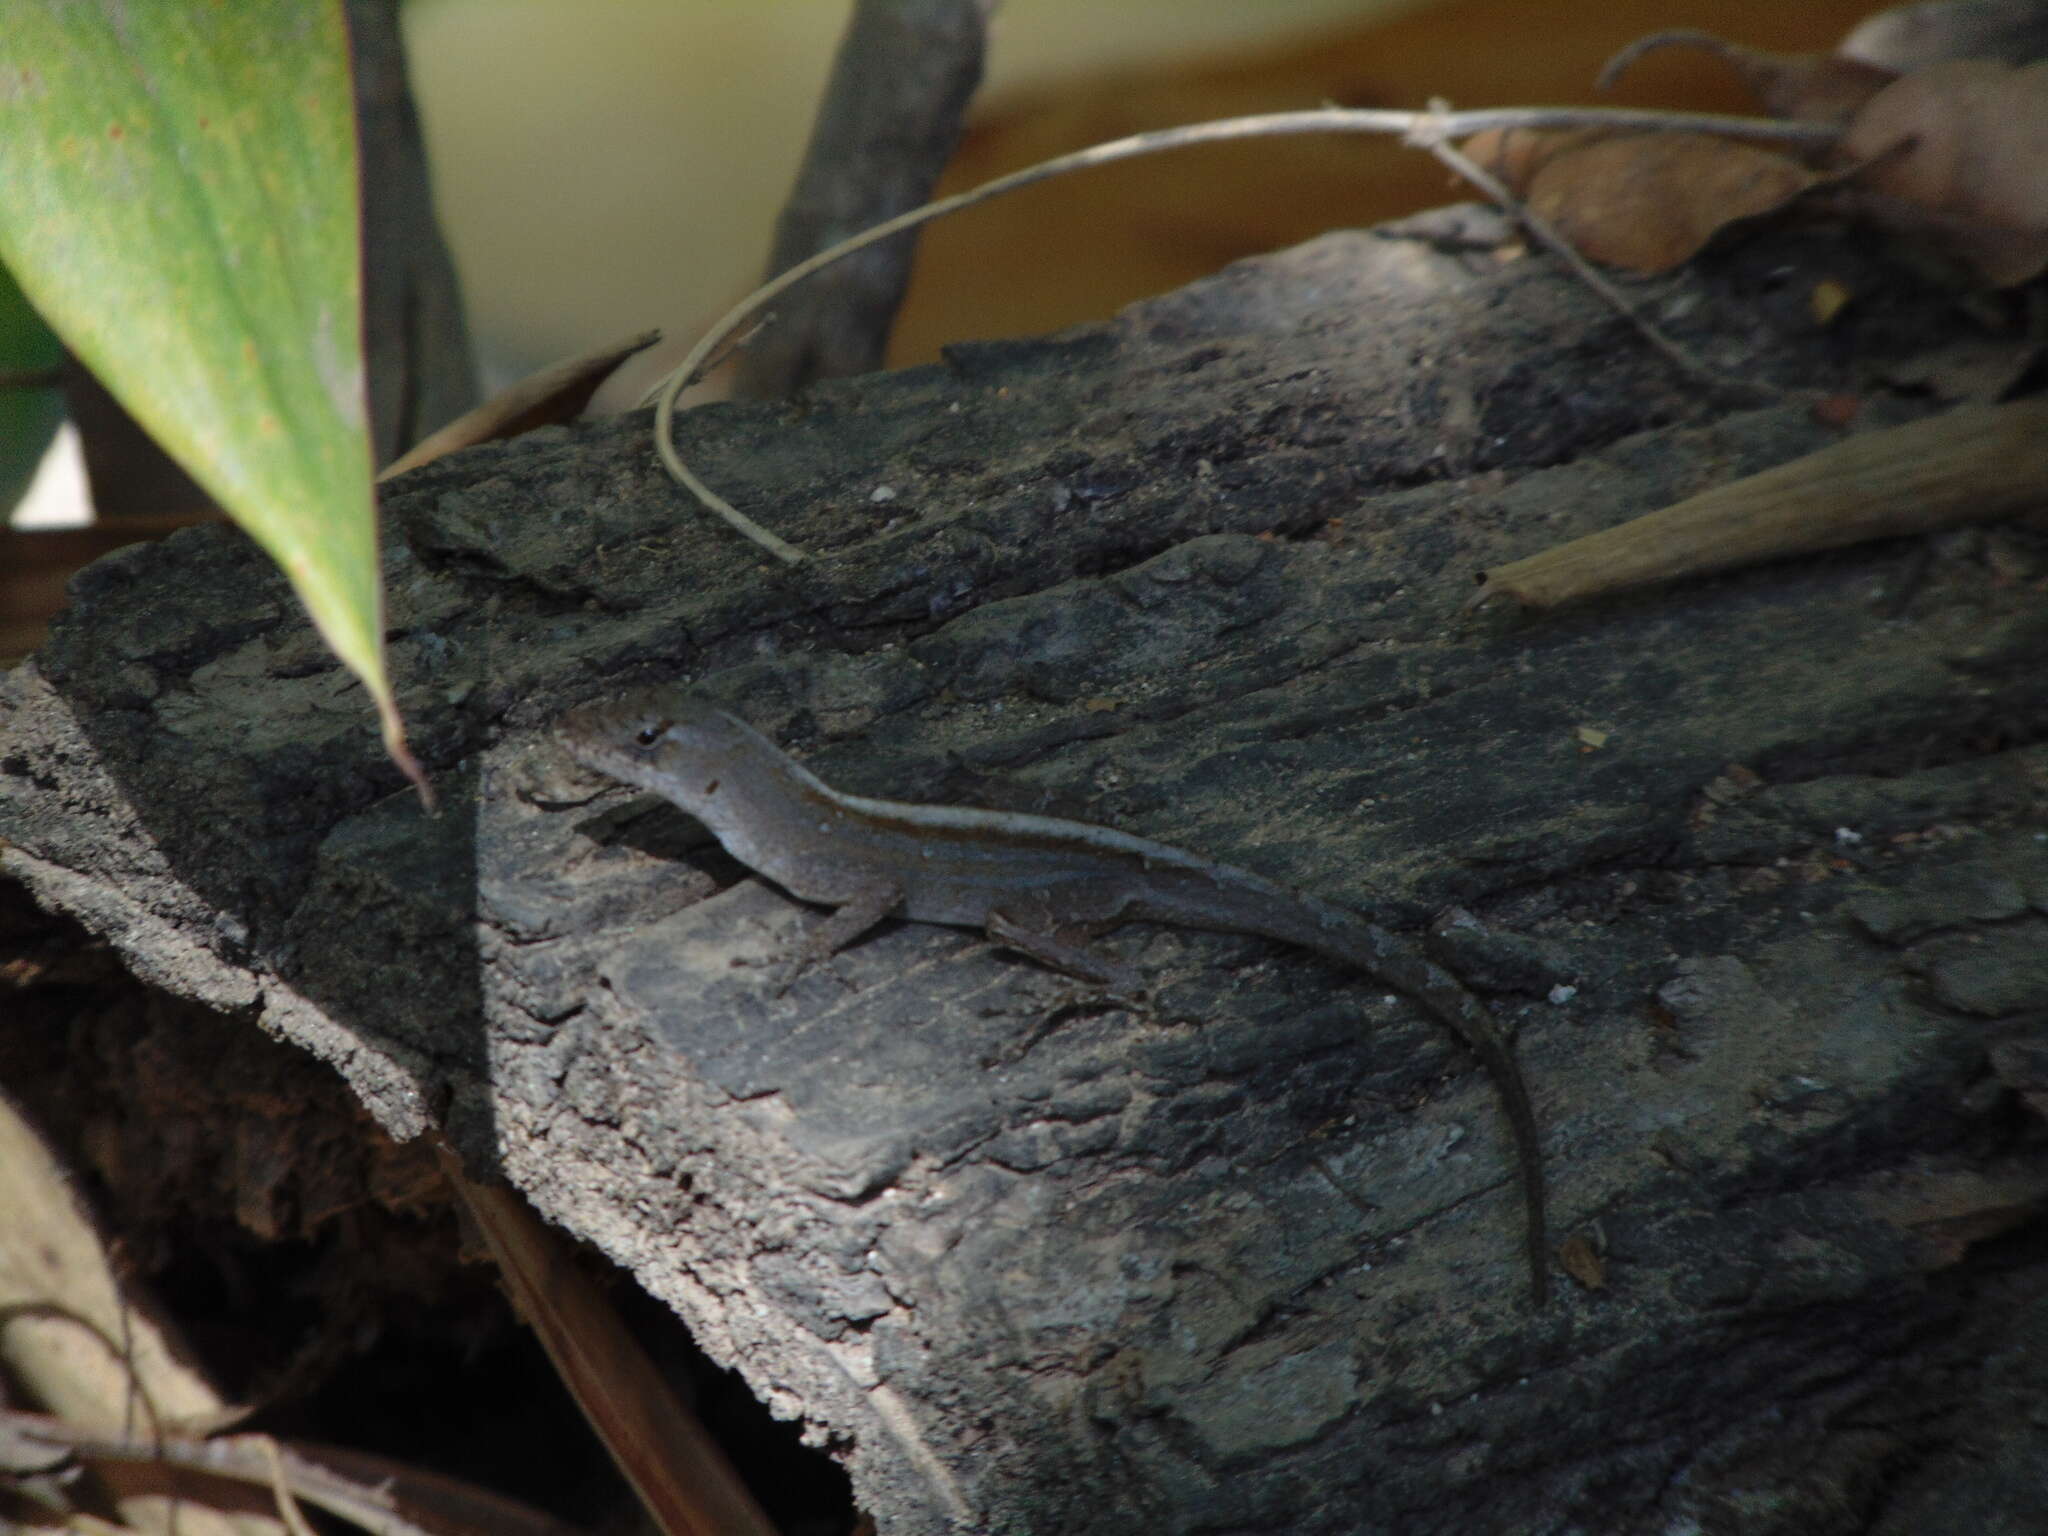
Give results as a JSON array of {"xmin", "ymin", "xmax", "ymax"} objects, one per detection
[
  {"xmin": 1411, "ymin": 108, "xmax": 1715, "ymax": 383},
  {"xmin": 649, "ymin": 103, "xmax": 1842, "ymax": 561}
]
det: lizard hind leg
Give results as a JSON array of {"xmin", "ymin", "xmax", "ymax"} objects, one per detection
[
  {"xmin": 983, "ymin": 892, "xmax": 1144, "ymax": 997},
  {"xmin": 982, "ymin": 898, "xmax": 1150, "ymax": 1066}
]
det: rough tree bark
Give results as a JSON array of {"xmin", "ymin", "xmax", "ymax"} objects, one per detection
[{"xmin": 3, "ymin": 208, "xmax": 2046, "ymax": 1534}]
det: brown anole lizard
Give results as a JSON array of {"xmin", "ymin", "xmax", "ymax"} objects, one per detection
[{"xmin": 556, "ymin": 687, "xmax": 1549, "ymax": 1304}]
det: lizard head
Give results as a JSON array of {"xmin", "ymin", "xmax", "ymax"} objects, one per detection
[{"xmin": 554, "ymin": 687, "xmax": 760, "ymax": 807}]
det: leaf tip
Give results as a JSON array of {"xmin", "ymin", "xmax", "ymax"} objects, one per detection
[{"xmin": 376, "ymin": 696, "xmax": 437, "ymax": 813}]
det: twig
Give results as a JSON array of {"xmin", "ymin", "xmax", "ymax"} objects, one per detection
[
  {"xmin": 648, "ymin": 102, "xmax": 1843, "ymax": 563},
  {"xmin": 1469, "ymin": 397, "xmax": 2048, "ymax": 610},
  {"xmin": 1597, "ymin": 31, "xmax": 1728, "ymax": 94},
  {"xmin": 679, "ymin": 313, "xmax": 777, "ymax": 395},
  {"xmin": 259, "ymin": 1433, "xmax": 320, "ymax": 1536},
  {"xmin": 734, "ymin": 0, "xmax": 990, "ymax": 397},
  {"xmin": 1, "ymin": 1410, "xmax": 453, "ymax": 1536},
  {"xmin": 1405, "ymin": 101, "xmax": 1746, "ymax": 391},
  {"xmin": 436, "ymin": 1142, "xmax": 782, "ymax": 1536}
]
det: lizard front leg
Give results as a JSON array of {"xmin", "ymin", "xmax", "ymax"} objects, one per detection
[{"xmin": 772, "ymin": 878, "xmax": 904, "ymax": 995}]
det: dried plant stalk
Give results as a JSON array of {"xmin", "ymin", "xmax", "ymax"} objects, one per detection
[
  {"xmin": 1471, "ymin": 397, "xmax": 2048, "ymax": 609},
  {"xmin": 379, "ymin": 329, "xmax": 661, "ymax": 482},
  {"xmin": 647, "ymin": 103, "xmax": 1840, "ymax": 563},
  {"xmin": 438, "ymin": 1146, "xmax": 781, "ymax": 1536}
]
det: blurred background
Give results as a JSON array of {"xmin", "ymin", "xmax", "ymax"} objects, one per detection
[
  {"xmin": 5, "ymin": 0, "xmax": 1878, "ymax": 650},
  {"xmin": 398, "ymin": 0, "xmax": 1876, "ymax": 395}
]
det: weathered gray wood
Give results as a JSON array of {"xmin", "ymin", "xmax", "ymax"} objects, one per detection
[{"xmin": 4, "ymin": 210, "xmax": 2047, "ymax": 1534}]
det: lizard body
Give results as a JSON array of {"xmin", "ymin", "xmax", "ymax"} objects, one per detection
[{"xmin": 556, "ymin": 687, "xmax": 1549, "ymax": 1303}]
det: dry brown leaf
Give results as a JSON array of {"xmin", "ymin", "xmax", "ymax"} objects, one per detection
[
  {"xmin": 1459, "ymin": 125, "xmax": 1821, "ymax": 275},
  {"xmin": 1601, "ymin": 29, "xmax": 1897, "ymax": 125},
  {"xmin": 1524, "ymin": 133, "xmax": 1819, "ymax": 274},
  {"xmin": 378, "ymin": 327, "xmax": 661, "ymax": 481},
  {"xmin": 1459, "ymin": 126, "xmax": 1610, "ymax": 198},
  {"xmin": 1472, "ymin": 20, "xmax": 2048, "ymax": 285},
  {"xmin": 1839, "ymin": 57, "xmax": 2048, "ymax": 283},
  {"xmin": 1557, "ymin": 1234, "xmax": 1608, "ymax": 1291}
]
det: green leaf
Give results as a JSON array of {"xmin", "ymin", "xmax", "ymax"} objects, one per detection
[
  {"xmin": 0, "ymin": 2, "xmax": 428, "ymax": 800},
  {"xmin": 0, "ymin": 261, "xmax": 66, "ymax": 521}
]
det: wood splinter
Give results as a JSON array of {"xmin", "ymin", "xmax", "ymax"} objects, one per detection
[{"xmin": 1471, "ymin": 396, "xmax": 2048, "ymax": 610}]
